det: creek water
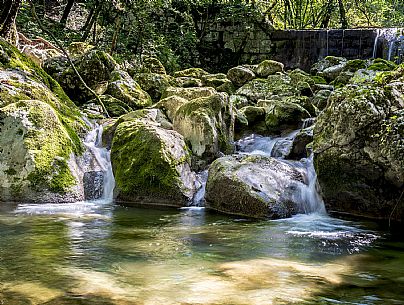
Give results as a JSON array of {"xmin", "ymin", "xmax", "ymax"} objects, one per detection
[{"xmin": 1, "ymin": 126, "xmax": 404, "ymax": 304}]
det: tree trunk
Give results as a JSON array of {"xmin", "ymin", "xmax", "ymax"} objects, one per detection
[
  {"xmin": 0, "ymin": 0, "xmax": 13, "ymax": 26},
  {"xmin": 321, "ymin": 0, "xmax": 334, "ymax": 28},
  {"xmin": 60, "ymin": 0, "xmax": 74, "ymax": 27},
  {"xmin": 81, "ymin": 4, "xmax": 100, "ymax": 42},
  {"xmin": 0, "ymin": 0, "xmax": 22, "ymax": 39},
  {"xmin": 110, "ymin": 15, "xmax": 121, "ymax": 55},
  {"xmin": 338, "ymin": 0, "xmax": 348, "ymax": 29}
]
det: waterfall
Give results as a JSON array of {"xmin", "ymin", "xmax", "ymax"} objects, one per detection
[
  {"xmin": 83, "ymin": 123, "xmax": 115, "ymax": 202},
  {"xmin": 235, "ymin": 130, "xmax": 326, "ymax": 215},
  {"xmin": 373, "ymin": 29, "xmax": 380, "ymax": 58},
  {"xmin": 192, "ymin": 170, "xmax": 208, "ymax": 207}
]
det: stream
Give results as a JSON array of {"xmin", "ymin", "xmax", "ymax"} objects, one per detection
[{"xmin": 0, "ymin": 125, "xmax": 403, "ymax": 304}]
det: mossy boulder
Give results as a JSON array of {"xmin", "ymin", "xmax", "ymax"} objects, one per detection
[
  {"xmin": 256, "ymin": 60, "xmax": 284, "ymax": 77},
  {"xmin": 313, "ymin": 84, "xmax": 404, "ymax": 221},
  {"xmin": 162, "ymin": 86, "xmax": 217, "ymax": 101},
  {"xmin": 67, "ymin": 42, "xmax": 94, "ymax": 58},
  {"xmin": 173, "ymin": 93, "xmax": 234, "ymax": 167},
  {"xmin": 154, "ymin": 95, "xmax": 189, "ymax": 122},
  {"xmin": 205, "ymin": 155, "xmax": 305, "ymax": 219},
  {"xmin": 236, "ymin": 75, "xmax": 297, "ymax": 104},
  {"xmin": 111, "ymin": 114, "xmax": 196, "ymax": 206},
  {"xmin": 368, "ymin": 58, "xmax": 397, "ymax": 72},
  {"xmin": 227, "ymin": 66, "xmax": 255, "ymax": 87},
  {"xmin": 201, "ymin": 73, "xmax": 230, "ymax": 88},
  {"xmin": 174, "ymin": 68, "xmax": 209, "ymax": 79},
  {"xmin": 133, "ymin": 73, "xmax": 174, "ymax": 102},
  {"xmin": 312, "ymin": 89, "xmax": 332, "ymax": 111},
  {"xmin": 175, "ymin": 77, "xmax": 203, "ymax": 88},
  {"xmin": 311, "ymin": 56, "xmax": 347, "ymax": 82},
  {"xmin": 262, "ymin": 99, "xmax": 311, "ymax": 134},
  {"xmin": 142, "ymin": 57, "xmax": 166, "ymax": 74},
  {"xmin": 86, "ymin": 95, "xmax": 132, "ymax": 118},
  {"xmin": 235, "ymin": 106, "xmax": 267, "ymax": 135},
  {"xmin": 288, "ymin": 127, "xmax": 313, "ymax": 160},
  {"xmin": 106, "ymin": 70, "xmax": 152, "ymax": 109},
  {"xmin": 0, "ymin": 100, "xmax": 83, "ymax": 202},
  {"xmin": 55, "ymin": 49, "xmax": 117, "ymax": 103},
  {"xmin": 342, "ymin": 59, "xmax": 368, "ymax": 72}
]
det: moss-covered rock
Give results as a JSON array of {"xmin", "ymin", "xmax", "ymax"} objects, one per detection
[
  {"xmin": 330, "ymin": 71, "xmax": 354, "ymax": 88},
  {"xmin": 173, "ymin": 93, "xmax": 234, "ymax": 167},
  {"xmin": 262, "ymin": 99, "xmax": 311, "ymax": 134},
  {"xmin": 311, "ymin": 89, "xmax": 332, "ymax": 111},
  {"xmin": 142, "ymin": 56, "xmax": 166, "ymax": 74},
  {"xmin": 368, "ymin": 58, "xmax": 397, "ymax": 72},
  {"xmin": 86, "ymin": 95, "xmax": 132, "ymax": 118},
  {"xmin": 313, "ymin": 84, "xmax": 404, "ymax": 221},
  {"xmin": 342, "ymin": 59, "xmax": 368, "ymax": 72},
  {"xmin": 106, "ymin": 70, "xmax": 152, "ymax": 109},
  {"xmin": 236, "ymin": 75, "xmax": 297, "ymax": 104},
  {"xmin": 235, "ymin": 106, "xmax": 267, "ymax": 135},
  {"xmin": 205, "ymin": 155, "xmax": 305, "ymax": 219},
  {"xmin": 175, "ymin": 76, "xmax": 203, "ymax": 88},
  {"xmin": 227, "ymin": 66, "xmax": 255, "ymax": 87},
  {"xmin": 133, "ymin": 73, "xmax": 174, "ymax": 102},
  {"xmin": 174, "ymin": 68, "xmax": 209, "ymax": 79},
  {"xmin": 311, "ymin": 56, "xmax": 347, "ymax": 82},
  {"xmin": 162, "ymin": 86, "xmax": 217, "ymax": 101},
  {"xmin": 154, "ymin": 95, "xmax": 189, "ymax": 122},
  {"xmin": 55, "ymin": 49, "xmax": 117, "ymax": 103},
  {"xmin": 0, "ymin": 100, "xmax": 83, "ymax": 202},
  {"xmin": 256, "ymin": 60, "xmax": 284, "ymax": 77},
  {"xmin": 201, "ymin": 73, "xmax": 230, "ymax": 88},
  {"xmin": 111, "ymin": 114, "xmax": 196, "ymax": 206},
  {"xmin": 67, "ymin": 42, "xmax": 94, "ymax": 58}
]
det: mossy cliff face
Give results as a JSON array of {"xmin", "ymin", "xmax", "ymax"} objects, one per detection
[
  {"xmin": 205, "ymin": 155, "xmax": 304, "ymax": 219},
  {"xmin": 111, "ymin": 110, "xmax": 196, "ymax": 206},
  {"xmin": 0, "ymin": 38, "xmax": 86, "ymax": 203},
  {"xmin": 313, "ymin": 83, "xmax": 404, "ymax": 221}
]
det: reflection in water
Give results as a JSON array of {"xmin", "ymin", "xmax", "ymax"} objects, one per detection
[{"xmin": 0, "ymin": 204, "xmax": 403, "ymax": 304}]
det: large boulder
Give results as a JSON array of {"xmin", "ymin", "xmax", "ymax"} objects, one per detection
[
  {"xmin": 106, "ymin": 70, "xmax": 152, "ymax": 109},
  {"xmin": 174, "ymin": 68, "xmax": 209, "ymax": 79},
  {"xmin": 256, "ymin": 60, "xmax": 284, "ymax": 77},
  {"xmin": 154, "ymin": 95, "xmax": 189, "ymax": 122},
  {"xmin": 133, "ymin": 73, "xmax": 174, "ymax": 102},
  {"xmin": 313, "ymin": 84, "xmax": 404, "ymax": 221},
  {"xmin": 52, "ymin": 49, "xmax": 117, "ymax": 103},
  {"xmin": 227, "ymin": 66, "xmax": 255, "ymax": 87},
  {"xmin": 173, "ymin": 93, "xmax": 234, "ymax": 167},
  {"xmin": 205, "ymin": 155, "xmax": 306, "ymax": 219},
  {"xmin": 236, "ymin": 75, "xmax": 298, "ymax": 104},
  {"xmin": 111, "ymin": 111, "xmax": 196, "ymax": 206},
  {"xmin": 311, "ymin": 56, "xmax": 347, "ymax": 82},
  {"xmin": 0, "ymin": 38, "xmax": 87, "ymax": 202},
  {"xmin": 162, "ymin": 86, "xmax": 216, "ymax": 101}
]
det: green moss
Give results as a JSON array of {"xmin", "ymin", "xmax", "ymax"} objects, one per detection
[
  {"xmin": 0, "ymin": 38, "xmax": 86, "ymax": 155},
  {"xmin": 111, "ymin": 120, "xmax": 185, "ymax": 197},
  {"xmin": 310, "ymin": 75, "xmax": 327, "ymax": 84},
  {"xmin": 174, "ymin": 68, "xmax": 209, "ymax": 79},
  {"xmin": 368, "ymin": 59, "xmax": 397, "ymax": 72},
  {"xmin": 343, "ymin": 59, "xmax": 367, "ymax": 72}
]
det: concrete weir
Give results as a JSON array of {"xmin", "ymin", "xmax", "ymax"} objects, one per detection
[{"xmin": 197, "ymin": 23, "xmax": 404, "ymax": 72}]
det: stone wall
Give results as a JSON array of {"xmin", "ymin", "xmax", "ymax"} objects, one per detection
[{"xmin": 197, "ymin": 19, "xmax": 397, "ymax": 72}]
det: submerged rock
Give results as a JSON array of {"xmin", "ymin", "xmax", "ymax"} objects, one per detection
[
  {"xmin": 205, "ymin": 155, "xmax": 305, "ymax": 219},
  {"xmin": 314, "ymin": 84, "xmax": 404, "ymax": 221},
  {"xmin": 111, "ymin": 113, "xmax": 196, "ymax": 206}
]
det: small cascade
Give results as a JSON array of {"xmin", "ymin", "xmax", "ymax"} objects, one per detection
[
  {"xmin": 236, "ymin": 130, "xmax": 326, "ymax": 215},
  {"xmin": 372, "ymin": 29, "xmax": 381, "ymax": 58},
  {"xmin": 388, "ymin": 40, "xmax": 395, "ymax": 61},
  {"xmin": 83, "ymin": 124, "xmax": 115, "ymax": 202},
  {"xmin": 192, "ymin": 170, "xmax": 208, "ymax": 207},
  {"xmin": 301, "ymin": 118, "xmax": 316, "ymax": 129}
]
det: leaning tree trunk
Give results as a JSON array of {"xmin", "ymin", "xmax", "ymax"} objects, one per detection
[
  {"xmin": 0, "ymin": 0, "xmax": 13, "ymax": 26},
  {"xmin": 60, "ymin": 0, "xmax": 75, "ymax": 27},
  {"xmin": 0, "ymin": 0, "xmax": 22, "ymax": 40}
]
